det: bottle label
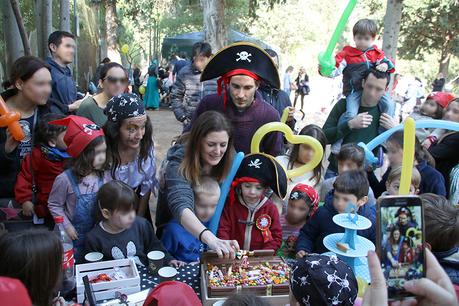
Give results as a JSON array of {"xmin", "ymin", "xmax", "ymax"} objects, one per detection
[{"xmin": 63, "ymin": 249, "xmax": 75, "ymax": 270}]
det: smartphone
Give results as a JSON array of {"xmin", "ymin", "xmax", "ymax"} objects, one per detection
[{"xmin": 377, "ymin": 195, "xmax": 425, "ymax": 300}]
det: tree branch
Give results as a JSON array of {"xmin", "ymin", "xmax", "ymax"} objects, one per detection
[{"xmin": 10, "ymin": 0, "xmax": 31, "ymax": 56}]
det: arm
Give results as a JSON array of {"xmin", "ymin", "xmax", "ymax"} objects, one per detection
[
  {"xmin": 322, "ymin": 100, "xmax": 352, "ymax": 144},
  {"xmin": 431, "ymin": 174, "xmax": 447, "ymax": 197},
  {"xmin": 325, "ymin": 50, "xmax": 347, "ymax": 78},
  {"xmin": 216, "ymin": 204, "xmax": 232, "ymax": 240},
  {"xmin": 14, "ymin": 152, "xmax": 33, "ymax": 204},
  {"xmin": 48, "ymin": 174, "xmax": 72, "ymax": 228},
  {"xmin": 429, "ymin": 134, "xmax": 459, "ymax": 161},
  {"xmin": 263, "ymin": 205, "xmax": 282, "ymax": 251},
  {"xmin": 262, "ymin": 111, "xmax": 283, "ymax": 156},
  {"xmin": 295, "ymin": 213, "xmax": 320, "ymax": 253},
  {"xmin": 170, "ymin": 73, "xmax": 187, "ymax": 121},
  {"xmin": 137, "ymin": 191, "xmax": 151, "ymax": 218},
  {"xmin": 160, "ymin": 224, "xmax": 180, "ymax": 260},
  {"xmin": 184, "ymin": 95, "xmax": 208, "ymax": 133},
  {"xmin": 143, "ymin": 218, "xmax": 175, "ymax": 263},
  {"xmin": 377, "ymin": 51, "xmax": 395, "ymax": 73}
]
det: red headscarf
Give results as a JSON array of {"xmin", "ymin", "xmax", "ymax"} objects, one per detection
[
  {"xmin": 229, "ymin": 177, "xmax": 260, "ymax": 205},
  {"xmin": 289, "ymin": 183, "xmax": 320, "ymax": 219},
  {"xmin": 217, "ymin": 69, "xmax": 261, "ymax": 107}
]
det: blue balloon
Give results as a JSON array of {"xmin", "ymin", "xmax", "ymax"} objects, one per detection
[
  {"xmin": 208, "ymin": 152, "xmax": 245, "ymax": 234},
  {"xmin": 361, "ymin": 120, "xmax": 459, "ymax": 167}
]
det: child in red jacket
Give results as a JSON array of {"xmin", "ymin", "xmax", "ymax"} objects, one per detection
[
  {"xmin": 217, "ymin": 153, "xmax": 287, "ymax": 251},
  {"xmin": 14, "ymin": 113, "xmax": 69, "ymax": 227}
]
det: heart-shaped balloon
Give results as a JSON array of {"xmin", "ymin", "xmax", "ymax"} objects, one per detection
[{"xmin": 250, "ymin": 122, "xmax": 324, "ymax": 179}]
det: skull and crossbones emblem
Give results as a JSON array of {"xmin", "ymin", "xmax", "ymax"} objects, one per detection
[
  {"xmin": 236, "ymin": 51, "xmax": 252, "ymax": 62},
  {"xmin": 82, "ymin": 124, "xmax": 100, "ymax": 135},
  {"xmin": 248, "ymin": 158, "xmax": 262, "ymax": 168}
]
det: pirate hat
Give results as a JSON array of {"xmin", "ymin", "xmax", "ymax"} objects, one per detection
[
  {"xmin": 49, "ymin": 115, "xmax": 104, "ymax": 158},
  {"xmin": 230, "ymin": 153, "xmax": 287, "ymax": 204},
  {"xmin": 201, "ymin": 42, "xmax": 280, "ymax": 106}
]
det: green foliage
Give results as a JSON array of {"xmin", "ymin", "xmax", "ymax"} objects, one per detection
[{"xmin": 399, "ymin": 0, "xmax": 459, "ymax": 62}]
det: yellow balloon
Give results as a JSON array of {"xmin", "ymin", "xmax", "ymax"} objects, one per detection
[
  {"xmin": 399, "ymin": 118, "xmax": 416, "ymax": 195},
  {"xmin": 250, "ymin": 122, "xmax": 324, "ymax": 179},
  {"xmin": 281, "ymin": 107, "xmax": 289, "ymax": 124},
  {"xmin": 121, "ymin": 44, "xmax": 129, "ymax": 54},
  {"xmin": 139, "ymin": 85, "xmax": 146, "ymax": 95},
  {"xmin": 357, "ymin": 276, "xmax": 369, "ymax": 298}
]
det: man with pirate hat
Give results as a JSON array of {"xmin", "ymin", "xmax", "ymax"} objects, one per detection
[
  {"xmin": 187, "ymin": 42, "xmax": 283, "ymax": 156},
  {"xmin": 217, "ymin": 153, "xmax": 286, "ymax": 251}
]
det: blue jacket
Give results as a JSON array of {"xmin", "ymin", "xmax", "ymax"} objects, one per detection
[
  {"xmin": 295, "ymin": 191, "xmax": 376, "ymax": 254},
  {"xmin": 45, "ymin": 57, "xmax": 76, "ymax": 114},
  {"xmin": 416, "ymin": 160, "xmax": 446, "ymax": 196},
  {"xmin": 161, "ymin": 219, "xmax": 206, "ymax": 263},
  {"xmin": 434, "ymin": 247, "xmax": 459, "ymax": 285}
]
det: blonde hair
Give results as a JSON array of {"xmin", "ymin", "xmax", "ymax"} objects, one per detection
[
  {"xmin": 387, "ymin": 166, "xmax": 421, "ymax": 188},
  {"xmin": 193, "ymin": 176, "xmax": 221, "ymax": 202}
]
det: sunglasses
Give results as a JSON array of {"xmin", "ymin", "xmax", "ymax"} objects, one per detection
[{"xmin": 104, "ymin": 76, "xmax": 128, "ymax": 84}]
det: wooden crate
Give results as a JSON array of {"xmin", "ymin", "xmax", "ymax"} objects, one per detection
[
  {"xmin": 200, "ymin": 250, "xmax": 289, "ymax": 306},
  {"xmin": 75, "ymin": 258, "xmax": 140, "ymax": 303}
]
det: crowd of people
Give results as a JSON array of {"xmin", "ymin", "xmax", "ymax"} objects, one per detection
[{"xmin": 0, "ymin": 16, "xmax": 458, "ymax": 306}]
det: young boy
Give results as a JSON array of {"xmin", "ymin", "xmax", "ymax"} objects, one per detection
[
  {"xmin": 382, "ymin": 166, "xmax": 421, "ymax": 196},
  {"xmin": 322, "ymin": 19, "xmax": 396, "ymax": 154},
  {"xmin": 217, "ymin": 153, "xmax": 286, "ymax": 251},
  {"xmin": 296, "ymin": 170, "xmax": 376, "ymax": 257},
  {"xmin": 320, "ymin": 143, "xmax": 376, "ymax": 205},
  {"xmin": 14, "ymin": 113, "xmax": 69, "ymax": 228},
  {"xmin": 161, "ymin": 176, "xmax": 220, "ymax": 263},
  {"xmin": 277, "ymin": 184, "xmax": 319, "ymax": 258},
  {"xmin": 422, "ymin": 194, "xmax": 459, "ymax": 285}
]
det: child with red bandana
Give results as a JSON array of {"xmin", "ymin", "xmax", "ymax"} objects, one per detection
[
  {"xmin": 276, "ymin": 183, "xmax": 319, "ymax": 258},
  {"xmin": 217, "ymin": 153, "xmax": 286, "ymax": 251}
]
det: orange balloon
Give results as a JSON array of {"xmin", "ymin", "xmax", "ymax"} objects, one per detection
[{"xmin": 0, "ymin": 96, "xmax": 25, "ymax": 141}]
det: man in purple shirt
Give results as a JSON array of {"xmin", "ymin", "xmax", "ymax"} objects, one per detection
[{"xmin": 189, "ymin": 43, "xmax": 283, "ymax": 156}]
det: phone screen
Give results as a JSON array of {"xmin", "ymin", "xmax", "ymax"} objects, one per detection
[{"xmin": 378, "ymin": 196, "xmax": 425, "ymax": 300}]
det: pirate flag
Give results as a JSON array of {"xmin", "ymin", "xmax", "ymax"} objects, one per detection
[
  {"xmin": 200, "ymin": 42, "xmax": 280, "ymax": 106},
  {"xmin": 49, "ymin": 115, "xmax": 104, "ymax": 157},
  {"xmin": 229, "ymin": 153, "xmax": 288, "ymax": 205}
]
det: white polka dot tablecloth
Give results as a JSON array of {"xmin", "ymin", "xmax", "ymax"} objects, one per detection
[{"xmin": 100, "ymin": 264, "xmax": 201, "ymax": 303}]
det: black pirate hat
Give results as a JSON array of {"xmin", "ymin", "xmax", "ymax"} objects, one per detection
[
  {"xmin": 201, "ymin": 42, "xmax": 280, "ymax": 106},
  {"xmin": 229, "ymin": 153, "xmax": 287, "ymax": 204}
]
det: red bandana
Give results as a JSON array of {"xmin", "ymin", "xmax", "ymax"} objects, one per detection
[
  {"xmin": 229, "ymin": 177, "xmax": 260, "ymax": 205},
  {"xmin": 217, "ymin": 69, "xmax": 261, "ymax": 108}
]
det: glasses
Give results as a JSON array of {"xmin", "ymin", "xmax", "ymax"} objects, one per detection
[{"xmin": 104, "ymin": 76, "xmax": 128, "ymax": 84}]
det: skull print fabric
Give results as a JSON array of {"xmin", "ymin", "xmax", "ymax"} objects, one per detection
[{"xmin": 290, "ymin": 254, "xmax": 358, "ymax": 306}]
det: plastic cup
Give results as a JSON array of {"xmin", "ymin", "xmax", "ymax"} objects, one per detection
[
  {"xmin": 158, "ymin": 266, "xmax": 177, "ymax": 282},
  {"xmin": 147, "ymin": 251, "xmax": 165, "ymax": 274}
]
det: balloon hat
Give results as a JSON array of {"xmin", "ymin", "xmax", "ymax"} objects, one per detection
[{"xmin": 0, "ymin": 96, "xmax": 25, "ymax": 141}]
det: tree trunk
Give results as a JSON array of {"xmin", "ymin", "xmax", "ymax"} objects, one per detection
[
  {"xmin": 382, "ymin": 0, "xmax": 403, "ymax": 62},
  {"xmin": 10, "ymin": 0, "xmax": 31, "ymax": 56},
  {"xmin": 43, "ymin": 0, "xmax": 53, "ymax": 57},
  {"xmin": 2, "ymin": 0, "xmax": 24, "ymax": 76},
  {"xmin": 60, "ymin": 0, "xmax": 71, "ymax": 32},
  {"xmin": 35, "ymin": 0, "xmax": 45, "ymax": 58},
  {"xmin": 439, "ymin": 48, "xmax": 451, "ymax": 77},
  {"xmin": 105, "ymin": 0, "xmax": 118, "ymax": 53},
  {"xmin": 201, "ymin": 0, "xmax": 227, "ymax": 52},
  {"xmin": 99, "ymin": 4, "xmax": 108, "ymax": 61}
]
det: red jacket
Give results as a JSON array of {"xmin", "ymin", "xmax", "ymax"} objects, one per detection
[
  {"xmin": 14, "ymin": 147, "xmax": 65, "ymax": 218},
  {"xmin": 217, "ymin": 197, "xmax": 282, "ymax": 251},
  {"xmin": 331, "ymin": 45, "xmax": 395, "ymax": 96}
]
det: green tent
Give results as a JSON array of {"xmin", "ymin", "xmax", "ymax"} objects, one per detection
[{"xmin": 161, "ymin": 29, "xmax": 274, "ymax": 59}]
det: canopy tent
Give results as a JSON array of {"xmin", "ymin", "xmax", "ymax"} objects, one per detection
[{"xmin": 161, "ymin": 29, "xmax": 275, "ymax": 59}]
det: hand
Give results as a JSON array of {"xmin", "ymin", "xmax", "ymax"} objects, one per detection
[
  {"xmin": 4, "ymin": 129, "xmax": 20, "ymax": 154},
  {"xmin": 379, "ymin": 113, "xmax": 398, "ymax": 130},
  {"xmin": 376, "ymin": 63, "xmax": 389, "ymax": 72},
  {"xmin": 65, "ymin": 224, "xmax": 79, "ymax": 240},
  {"xmin": 348, "ymin": 112, "xmax": 373, "ymax": 129},
  {"xmin": 421, "ymin": 138, "xmax": 433, "ymax": 150},
  {"xmin": 203, "ymin": 231, "xmax": 239, "ymax": 259},
  {"xmin": 392, "ymin": 248, "xmax": 458, "ymax": 306},
  {"xmin": 362, "ymin": 250, "xmax": 388, "ymax": 306},
  {"xmin": 286, "ymin": 107, "xmax": 295, "ymax": 122},
  {"xmin": 296, "ymin": 250, "xmax": 308, "ymax": 259},
  {"xmin": 68, "ymin": 92, "xmax": 89, "ymax": 112},
  {"xmin": 169, "ymin": 260, "xmax": 186, "ymax": 268},
  {"xmin": 22, "ymin": 201, "xmax": 34, "ymax": 217},
  {"xmin": 52, "ymin": 296, "xmax": 65, "ymax": 306}
]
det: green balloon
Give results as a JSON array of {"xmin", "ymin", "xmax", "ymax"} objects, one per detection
[{"xmin": 318, "ymin": 0, "xmax": 358, "ymax": 76}]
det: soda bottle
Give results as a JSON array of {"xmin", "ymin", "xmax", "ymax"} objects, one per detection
[{"xmin": 54, "ymin": 216, "xmax": 75, "ymax": 294}]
